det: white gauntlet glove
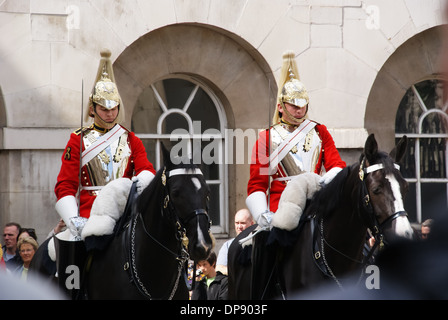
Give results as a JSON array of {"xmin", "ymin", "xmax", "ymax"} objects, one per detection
[
  {"xmin": 55, "ymin": 195, "xmax": 86, "ymax": 241},
  {"xmin": 257, "ymin": 210, "xmax": 274, "ymax": 229},
  {"xmin": 319, "ymin": 167, "xmax": 343, "ymax": 186},
  {"xmin": 246, "ymin": 191, "xmax": 273, "ymax": 229},
  {"xmin": 132, "ymin": 170, "xmax": 155, "ymax": 195}
]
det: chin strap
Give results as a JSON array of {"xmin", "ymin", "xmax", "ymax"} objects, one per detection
[
  {"xmin": 279, "ymin": 100, "xmax": 307, "ymax": 124},
  {"xmin": 92, "ymin": 104, "xmax": 120, "ymax": 130},
  {"xmin": 93, "ymin": 115, "xmax": 118, "ymax": 130}
]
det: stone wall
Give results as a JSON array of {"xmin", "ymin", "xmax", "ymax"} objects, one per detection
[{"xmin": 0, "ymin": 0, "xmax": 446, "ymax": 241}]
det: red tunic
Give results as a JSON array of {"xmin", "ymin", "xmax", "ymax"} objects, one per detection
[
  {"xmin": 55, "ymin": 125, "xmax": 155, "ymax": 218},
  {"xmin": 247, "ymin": 123, "xmax": 346, "ymax": 212}
]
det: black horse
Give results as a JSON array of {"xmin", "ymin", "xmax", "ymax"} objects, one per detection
[
  {"xmin": 228, "ymin": 134, "xmax": 414, "ymax": 299},
  {"xmin": 31, "ymin": 145, "xmax": 214, "ymax": 299}
]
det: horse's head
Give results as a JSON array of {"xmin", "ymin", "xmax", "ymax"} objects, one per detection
[
  {"xmin": 160, "ymin": 144, "xmax": 214, "ymax": 261},
  {"xmin": 359, "ymin": 134, "xmax": 414, "ymax": 242}
]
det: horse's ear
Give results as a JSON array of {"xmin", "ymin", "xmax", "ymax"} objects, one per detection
[
  {"xmin": 390, "ymin": 135, "xmax": 407, "ymax": 163},
  {"xmin": 160, "ymin": 142, "xmax": 172, "ymax": 166},
  {"xmin": 364, "ymin": 133, "xmax": 378, "ymax": 164}
]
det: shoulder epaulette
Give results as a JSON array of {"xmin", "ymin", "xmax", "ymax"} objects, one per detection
[{"xmin": 73, "ymin": 124, "xmax": 94, "ymax": 135}]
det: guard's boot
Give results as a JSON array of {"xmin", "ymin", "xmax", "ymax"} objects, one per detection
[
  {"xmin": 250, "ymin": 230, "xmax": 278, "ymax": 300},
  {"xmin": 54, "ymin": 236, "xmax": 87, "ymax": 300}
]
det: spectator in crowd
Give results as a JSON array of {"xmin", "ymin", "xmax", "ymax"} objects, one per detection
[
  {"xmin": 191, "ymin": 251, "xmax": 228, "ymax": 300},
  {"xmin": 420, "ymin": 219, "xmax": 433, "ymax": 240},
  {"xmin": 216, "ymin": 208, "xmax": 253, "ymax": 275},
  {"xmin": 18, "ymin": 228, "xmax": 38, "ymax": 243},
  {"xmin": 46, "ymin": 219, "xmax": 66, "ymax": 239},
  {"xmin": 13, "ymin": 236, "xmax": 38, "ymax": 281},
  {"xmin": 0, "ymin": 246, "xmax": 5, "ymax": 270},
  {"xmin": 2, "ymin": 222, "xmax": 22, "ymax": 271}
]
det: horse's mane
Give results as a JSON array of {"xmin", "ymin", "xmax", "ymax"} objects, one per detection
[
  {"xmin": 307, "ymin": 165, "xmax": 352, "ymax": 220},
  {"xmin": 309, "ymin": 150, "xmax": 398, "ymax": 220}
]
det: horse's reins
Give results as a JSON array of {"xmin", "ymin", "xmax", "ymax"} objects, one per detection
[
  {"xmin": 315, "ymin": 157, "xmax": 407, "ymax": 289},
  {"xmin": 127, "ymin": 167, "xmax": 209, "ymax": 299}
]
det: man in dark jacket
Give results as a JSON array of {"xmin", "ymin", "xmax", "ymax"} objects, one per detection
[
  {"xmin": 192, "ymin": 251, "xmax": 228, "ymax": 300},
  {"xmin": 2, "ymin": 222, "xmax": 23, "ymax": 271}
]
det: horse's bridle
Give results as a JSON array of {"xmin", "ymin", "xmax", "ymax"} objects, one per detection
[
  {"xmin": 358, "ymin": 157, "xmax": 408, "ymax": 251},
  {"xmin": 162, "ymin": 167, "xmax": 211, "ymax": 230},
  {"xmin": 126, "ymin": 166, "xmax": 210, "ymax": 300},
  {"xmin": 313, "ymin": 158, "xmax": 408, "ymax": 289}
]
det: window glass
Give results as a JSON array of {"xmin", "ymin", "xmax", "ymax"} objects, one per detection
[
  {"xmin": 419, "ymin": 137, "xmax": 446, "ymax": 179},
  {"xmin": 421, "ymin": 183, "xmax": 447, "ymax": 220},
  {"xmin": 132, "ymin": 77, "xmax": 227, "ymax": 233},
  {"xmin": 395, "ymin": 78, "xmax": 448, "ymax": 223},
  {"xmin": 395, "ymin": 90, "xmax": 422, "ymax": 134}
]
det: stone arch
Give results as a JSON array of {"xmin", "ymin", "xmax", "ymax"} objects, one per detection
[
  {"xmin": 112, "ymin": 23, "xmax": 276, "ymax": 231},
  {"xmin": 113, "ymin": 23, "xmax": 276, "ymax": 131},
  {"xmin": 365, "ymin": 25, "xmax": 448, "ymax": 151}
]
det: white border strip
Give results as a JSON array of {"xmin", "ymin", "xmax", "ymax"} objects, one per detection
[
  {"xmin": 366, "ymin": 163, "xmax": 400, "ymax": 174},
  {"xmin": 168, "ymin": 168, "xmax": 203, "ymax": 177}
]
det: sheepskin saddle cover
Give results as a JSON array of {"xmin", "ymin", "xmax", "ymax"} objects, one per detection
[{"xmin": 272, "ymin": 172, "xmax": 321, "ymax": 231}]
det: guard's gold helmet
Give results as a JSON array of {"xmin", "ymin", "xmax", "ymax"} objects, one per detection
[
  {"xmin": 273, "ymin": 51, "xmax": 309, "ymax": 124},
  {"xmin": 280, "ymin": 77, "xmax": 309, "ymax": 108},
  {"xmin": 91, "ymin": 71, "xmax": 120, "ymax": 109},
  {"xmin": 86, "ymin": 49, "xmax": 125, "ymax": 127}
]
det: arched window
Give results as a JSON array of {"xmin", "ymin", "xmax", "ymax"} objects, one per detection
[
  {"xmin": 132, "ymin": 76, "xmax": 228, "ymax": 234},
  {"xmin": 395, "ymin": 77, "xmax": 448, "ymax": 223}
]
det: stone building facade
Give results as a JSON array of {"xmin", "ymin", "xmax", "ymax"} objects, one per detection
[{"xmin": 0, "ymin": 0, "xmax": 446, "ymax": 242}]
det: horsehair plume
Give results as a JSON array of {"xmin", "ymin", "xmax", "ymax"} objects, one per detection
[
  {"xmin": 86, "ymin": 48, "xmax": 123, "ymax": 122},
  {"xmin": 97, "ymin": 48, "xmax": 115, "ymax": 83},
  {"xmin": 272, "ymin": 50, "xmax": 302, "ymax": 125},
  {"xmin": 100, "ymin": 48, "xmax": 112, "ymax": 58},
  {"xmin": 277, "ymin": 51, "xmax": 300, "ymax": 100},
  {"xmin": 281, "ymin": 50, "xmax": 300, "ymax": 80}
]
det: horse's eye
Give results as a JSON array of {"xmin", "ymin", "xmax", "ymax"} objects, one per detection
[{"xmin": 372, "ymin": 186, "xmax": 382, "ymax": 195}]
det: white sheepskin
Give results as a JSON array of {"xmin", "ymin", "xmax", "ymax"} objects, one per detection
[
  {"xmin": 48, "ymin": 238, "xmax": 56, "ymax": 262},
  {"xmin": 81, "ymin": 177, "xmax": 132, "ymax": 240},
  {"xmin": 47, "ymin": 237, "xmax": 57, "ymax": 262},
  {"xmin": 272, "ymin": 172, "xmax": 321, "ymax": 231},
  {"xmin": 48, "ymin": 229, "xmax": 73, "ymax": 261}
]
